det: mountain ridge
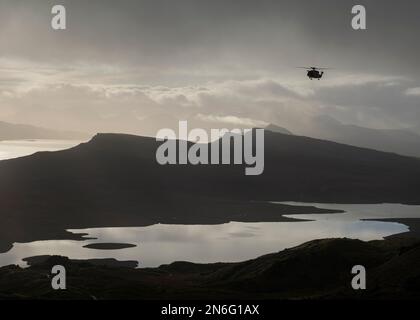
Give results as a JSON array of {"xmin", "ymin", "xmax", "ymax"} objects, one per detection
[{"xmin": 272, "ymin": 116, "xmax": 420, "ymax": 158}]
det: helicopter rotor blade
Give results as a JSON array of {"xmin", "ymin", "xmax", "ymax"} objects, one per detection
[{"xmin": 296, "ymin": 67, "xmax": 333, "ymax": 70}]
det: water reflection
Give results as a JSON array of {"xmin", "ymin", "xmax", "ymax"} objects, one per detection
[
  {"xmin": 2, "ymin": 201, "xmax": 417, "ymax": 268},
  {"xmin": 281, "ymin": 202, "xmax": 420, "ymax": 221}
]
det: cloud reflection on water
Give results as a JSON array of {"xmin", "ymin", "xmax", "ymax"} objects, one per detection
[{"xmin": 1, "ymin": 202, "xmax": 415, "ymax": 268}]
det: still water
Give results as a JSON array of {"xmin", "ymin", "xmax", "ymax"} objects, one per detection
[{"xmin": 0, "ymin": 203, "xmax": 418, "ymax": 268}]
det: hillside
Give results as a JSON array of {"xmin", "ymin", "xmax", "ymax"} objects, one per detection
[
  {"xmin": 1, "ymin": 237, "xmax": 419, "ymax": 299},
  {"xmin": 0, "ymin": 131, "xmax": 420, "ymax": 252}
]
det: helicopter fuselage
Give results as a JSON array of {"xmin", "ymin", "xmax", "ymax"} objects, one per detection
[{"xmin": 307, "ymin": 69, "xmax": 323, "ymax": 80}]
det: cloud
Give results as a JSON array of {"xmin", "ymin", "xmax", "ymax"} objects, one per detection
[
  {"xmin": 195, "ymin": 114, "xmax": 268, "ymax": 127},
  {"xmin": 1, "ymin": 70, "xmax": 418, "ymax": 136},
  {"xmin": 405, "ymin": 87, "xmax": 420, "ymax": 96},
  {"xmin": 0, "ymin": 83, "xmax": 161, "ymax": 133},
  {"xmin": 0, "ymin": 1, "xmax": 419, "ymax": 135}
]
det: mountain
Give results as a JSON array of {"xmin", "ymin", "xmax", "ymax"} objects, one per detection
[
  {"xmin": 1, "ymin": 237, "xmax": 419, "ymax": 299},
  {"xmin": 295, "ymin": 115, "xmax": 420, "ymax": 158},
  {"xmin": 0, "ymin": 131, "xmax": 420, "ymax": 252},
  {"xmin": 409, "ymin": 125, "xmax": 420, "ymax": 136},
  {"xmin": 0, "ymin": 120, "xmax": 88, "ymax": 141},
  {"xmin": 265, "ymin": 124, "xmax": 293, "ymax": 135}
]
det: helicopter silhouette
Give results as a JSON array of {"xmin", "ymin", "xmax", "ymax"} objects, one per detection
[{"xmin": 297, "ymin": 67, "xmax": 331, "ymax": 80}]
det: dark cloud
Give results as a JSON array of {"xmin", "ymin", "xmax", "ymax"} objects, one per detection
[
  {"xmin": 0, "ymin": 0, "xmax": 418, "ymax": 133},
  {"xmin": 1, "ymin": 0, "xmax": 419, "ymax": 72}
]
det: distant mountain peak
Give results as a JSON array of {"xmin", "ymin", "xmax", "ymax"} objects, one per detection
[
  {"xmin": 0, "ymin": 120, "xmax": 89, "ymax": 141},
  {"xmin": 265, "ymin": 124, "xmax": 293, "ymax": 135}
]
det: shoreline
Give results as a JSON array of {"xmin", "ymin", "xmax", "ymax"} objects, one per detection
[
  {"xmin": 1, "ymin": 212, "xmax": 419, "ymax": 271},
  {"xmin": 1, "ymin": 236, "xmax": 419, "ymax": 300},
  {"xmin": 0, "ymin": 201, "xmax": 342, "ymax": 254}
]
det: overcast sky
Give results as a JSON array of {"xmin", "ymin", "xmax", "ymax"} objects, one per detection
[{"xmin": 0, "ymin": 0, "xmax": 419, "ymax": 136}]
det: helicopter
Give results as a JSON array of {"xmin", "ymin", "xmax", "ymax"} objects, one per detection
[{"xmin": 297, "ymin": 67, "xmax": 331, "ymax": 80}]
